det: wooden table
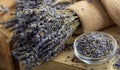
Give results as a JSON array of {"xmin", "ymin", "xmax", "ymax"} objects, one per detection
[
  {"xmin": 0, "ymin": 25, "xmax": 14, "ymax": 70},
  {"xmin": 0, "ymin": 25, "xmax": 119, "ymax": 70}
]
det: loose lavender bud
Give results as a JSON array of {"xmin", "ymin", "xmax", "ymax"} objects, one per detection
[
  {"xmin": 76, "ymin": 32, "xmax": 114, "ymax": 58},
  {"xmin": 113, "ymin": 48, "xmax": 120, "ymax": 69}
]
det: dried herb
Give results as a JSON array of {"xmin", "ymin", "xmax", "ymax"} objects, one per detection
[
  {"xmin": 72, "ymin": 55, "xmax": 83, "ymax": 63},
  {"xmin": 4, "ymin": 0, "xmax": 80, "ymax": 70},
  {"xmin": 113, "ymin": 48, "xmax": 120, "ymax": 69},
  {"xmin": 76, "ymin": 32, "xmax": 114, "ymax": 58}
]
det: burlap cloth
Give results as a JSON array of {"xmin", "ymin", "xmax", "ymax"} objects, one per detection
[
  {"xmin": 101, "ymin": 0, "xmax": 120, "ymax": 27},
  {"xmin": 67, "ymin": 0, "xmax": 114, "ymax": 32}
]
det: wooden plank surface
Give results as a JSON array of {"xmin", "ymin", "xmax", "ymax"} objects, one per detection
[
  {"xmin": 0, "ymin": 30, "xmax": 14, "ymax": 70},
  {"xmin": 0, "ymin": 24, "xmax": 120, "ymax": 70},
  {"xmin": 20, "ymin": 61, "xmax": 85, "ymax": 70}
]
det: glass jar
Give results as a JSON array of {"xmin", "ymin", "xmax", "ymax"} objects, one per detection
[{"xmin": 73, "ymin": 32, "xmax": 117, "ymax": 65}]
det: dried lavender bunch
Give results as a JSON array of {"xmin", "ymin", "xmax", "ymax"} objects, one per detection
[
  {"xmin": 4, "ymin": 0, "xmax": 80, "ymax": 70},
  {"xmin": 4, "ymin": 0, "xmax": 72, "ymax": 28}
]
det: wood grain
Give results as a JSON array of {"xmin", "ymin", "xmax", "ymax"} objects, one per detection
[
  {"xmin": 0, "ymin": 31, "xmax": 14, "ymax": 70},
  {"xmin": 20, "ymin": 61, "xmax": 85, "ymax": 70}
]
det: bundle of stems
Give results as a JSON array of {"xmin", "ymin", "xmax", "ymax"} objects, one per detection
[{"xmin": 4, "ymin": 0, "xmax": 80, "ymax": 70}]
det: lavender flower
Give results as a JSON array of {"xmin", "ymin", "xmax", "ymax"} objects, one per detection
[{"xmin": 4, "ymin": 0, "xmax": 80, "ymax": 70}]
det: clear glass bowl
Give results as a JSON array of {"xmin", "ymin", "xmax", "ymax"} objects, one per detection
[{"xmin": 73, "ymin": 32, "xmax": 117, "ymax": 65}]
